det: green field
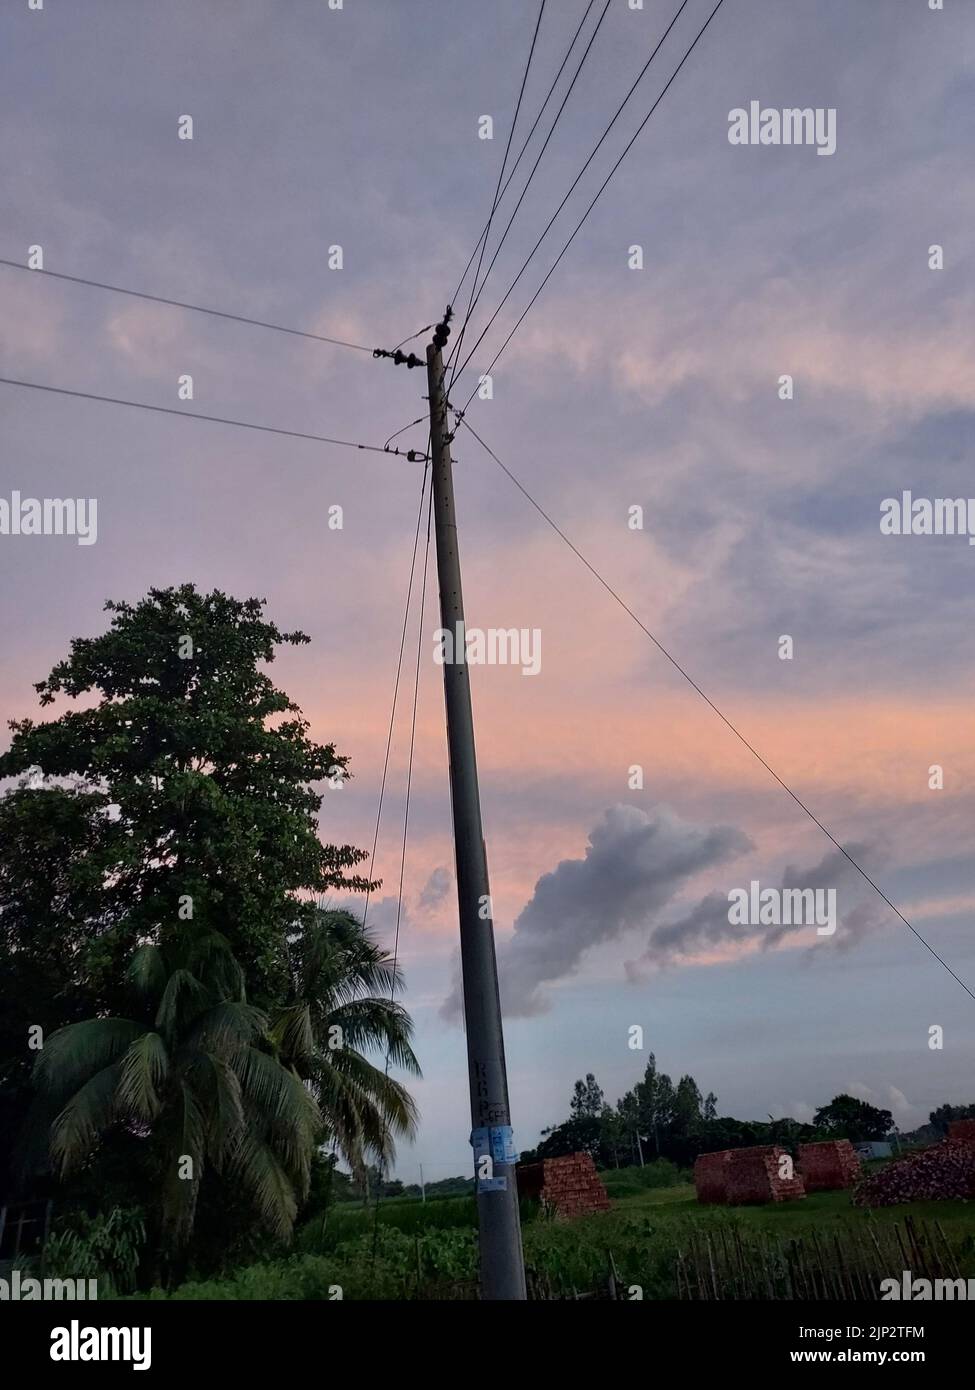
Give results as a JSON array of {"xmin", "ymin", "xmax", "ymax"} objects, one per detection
[{"xmin": 142, "ymin": 1172, "xmax": 975, "ymax": 1300}]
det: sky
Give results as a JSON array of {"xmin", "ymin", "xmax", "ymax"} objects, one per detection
[{"xmin": 1, "ymin": 0, "xmax": 974, "ymax": 1183}]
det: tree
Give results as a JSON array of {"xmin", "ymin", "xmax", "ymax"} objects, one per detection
[
  {"xmin": 26, "ymin": 929, "xmax": 318, "ymax": 1259},
  {"xmin": 634, "ymin": 1055, "xmax": 676, "ymax": 1155},
  {"xmin": 813, "ymin": 1094, "xmax": 893, "ymax": 1143},
  {"xmin": 569, "ymin": 1074, "xmax": 604, "ymax": 1120},
  {"xmin": 0, "ymin": 586, "xmax": 375, "ymax": 1011},
  {"xmin": 0, "ymin": 586, "xmax": 414, "ymax": 1271},
  {"xmin": 929, "ymin": 1103, "xmax": 975, "ymax": 1136},
  {"xmin": 671, "ymin": 1075, "xmax": 704, "ymax": 1137},
  {"xmin": 272, "ymin": 908, "xmax": 420, "ymax": 1178}
]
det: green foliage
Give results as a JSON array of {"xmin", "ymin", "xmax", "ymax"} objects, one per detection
[
  {"xmin": 0, "ymin": 585, "xmax": 375, "ymax": 1011},
  {"xmin": 42, "ymin": 1207, "xmax": 146, "ymax": 1296},
  {"xmin": 297, "ymin": 1193, "xmax": 480, "ymax": 1249},
  {"xmin": 814, "ymin": 1094, "xmax": 893, "ymax": 1143},
  {"xmin": 273, "ymin": 908, "xmax": 420, "ymax": 1178},
  {"xmin": 929, "ymin": 1102, "xmax": 975, "ymax": 1135},
  {"xmin": 599, "ymin": 1159, "xmax": 684, "ymax": 1199},
  {"xmin": 0, "ymin": 586, "xmax": 419, "ymax": 1284},
  {"xmin": 27, "ymin": 930, "xmax": 319, "ymax": 1255}
]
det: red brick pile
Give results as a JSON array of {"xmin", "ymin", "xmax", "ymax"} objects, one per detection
[
  {"xmin": 693, "ymin": 1149, "xmax": 731, "ymax": 1204},
  {"xmin": 516, "ymin": 1153, "xmax": 612, "ymax": 1219},
  {"xmin": 798, "ymin": 1139, "xmax": 861, "ymax": 1191},
  {"xmin": 947, "ymin": 1119, "xmax": 975, "ymax": 1145},
  {"xmin": 852, "ymin": 1138, "xmax": 975, "ymax": 1207},
  {"xmin": 693, "ymin": 1145, "xmax": 805, "ymax": 1205},
  {"xmin": 726, "ymin": 1146, "xmax": 805, "ymax": 1205}
]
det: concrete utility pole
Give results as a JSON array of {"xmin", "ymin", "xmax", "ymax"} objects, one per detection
[{"xmin": 426, "ymin": 312, "xmax": 527, "ymax": 1301}]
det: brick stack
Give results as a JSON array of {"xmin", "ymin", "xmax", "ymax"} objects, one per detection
[
  {"xmin": 947, "ymin": 1119, "xmax": 975, "ymax": 1145},
  {"xmin": 694, "ymin": 1149, "xmax": 731, "ymax": 1204},
  {"xmin": 724, "ymin": 1145, "xmax": 806, "ymax": 1205},
  {"xmin": 516, "ymin": 1152, "xmax": 612, "ymax": 1219},
  {"xmin": 798, "ymin": 1139, "xmax": 861, "ymax": 1191},
  {"xmin": 852, "ymin": 1138, "xmax": 975, "ymax": 1206}
]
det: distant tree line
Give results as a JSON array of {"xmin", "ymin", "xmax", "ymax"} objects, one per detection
[{"xmin": 518, "ymin": 1055, "xmax": 974, "ymax": 1169}]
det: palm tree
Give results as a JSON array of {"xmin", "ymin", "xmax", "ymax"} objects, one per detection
[
  {"xmin": 30, "ymin": 929, "xmax": 319, "ymax": 1251},
  {"xmin": 272, "ymin": 908, "xmax": 420, "ymax": 1181}
]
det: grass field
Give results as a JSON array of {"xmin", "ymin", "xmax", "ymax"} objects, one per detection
[{"xmin": 143, "ymin": 1170, "xmax": 975, "ymax": 1300}]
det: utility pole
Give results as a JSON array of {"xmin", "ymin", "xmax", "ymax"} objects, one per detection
[
  {"xmin": 426, "ymin": 310, "xmax": 527, "ymax": 1301},
  {"xmin": 419, "ymin": 1164, "xmax": 425, "ymax": 1203}
]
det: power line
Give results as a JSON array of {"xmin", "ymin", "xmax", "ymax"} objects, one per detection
[
  {"xmin": 448, "ymin": 0, "xmax": 613, "ymax": 388},
  {"xmin": 0, "ymin": 257, "xmax": 377, "ymax": 354},
  {"xmin": 449, "ymin": 0, "xmax": 548, "ymax": 398},
  {"xmin": 371, "ymin": 472, "xmax": 434, "ymax": 1261},
  {"xmin": 383, "ymin": 415, "xmax": 428, "ymax": 455},
  {"xmin": 452, "ymin": 0, "xmax": 699, "ymax": 401},
  {"xmin": 360, "ymin": 452, "xmax": 432, "ymax": 945},
  {"xmin": 392, "ymin": 324, "xmax": 435, "ymax": 353},
  {"xmin": 459, "ymin": 0, "xmax": 727, "ymax": 414},
  {"xmin": 447, "ymin": 0, "xmax": 598, "ymax": 315},
  {"xmin": 459, "ymin": 417, "xmax": 975, "ymax": 1007},
  {"xmin": 0, "ymin": 375, "xmax": 400, "ymax": 456}
]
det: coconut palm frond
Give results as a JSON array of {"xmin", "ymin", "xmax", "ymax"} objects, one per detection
[
  {"xmin": 324, "ymin": 998, "xmax": 422, "ymax": 1076},
  {"xmin": 184, "ymin": 1000, "xmax": 267, "ymax": 1055},
  {"xmin": 116, "ymin": 1031, "xmax": 169, "ymax": 1122},
  {"xmin": 49, "ymin": 1061, "xmax": 124, "ymax": 1174},
  {"xmin": 33, "ymin": 1017, "xmax": 148, "ymax": 1104},
  {"xmin": 127, "ymin": 943, "xmax": 168, "ymax": 1002},
  {"xmin": 225, "ymin": 1130, "xmax": 299, "ymax": 1239},
  {"xmin": 267, "ymin": 1002, "xmax": 314, "ymax": 1062},
  {"xmin": 154, "ymin": 967, "xmax": 211, "ymax": 1040}
]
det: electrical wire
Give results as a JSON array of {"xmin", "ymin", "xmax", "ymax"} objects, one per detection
[
  {"xmin": 452, "ymin": 0, "xmax": 699, "ymax": 401},
  {"xmin": 0, "ymin": 257, "xmax": 377, "ymax": 353},
  {"xmin": 360, "ymin": 451, "xmax": 432, "ymax": 949},
  {"xmin": 447, "ymin": 0, "xmax": 613, "ymax": 392},
  {"xmin": 0, "ymin": 375, "xmax": 397, "ymax": 455},
  {"xmin": 459, "ymin": 0, "xmax": 727, "ymax": 414},
  {"xmin": 370, "ymin": 476, "xmax": 434, "ymax": 1259},
  {"xmin": 459, "ymin": 416, "xmax": 975, "ymax": 1006},
  {"xmin": 447, "ymin": 0, "xmax": 599, "ymax": 315},
  {"xmin": 449, "ymin": 0, "xmax": 549, "ymax": 397}
]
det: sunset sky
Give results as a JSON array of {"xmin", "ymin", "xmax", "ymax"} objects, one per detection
[{"xmin": 2, "ymin": 0, "xmax": 973, "ymax": 1182}]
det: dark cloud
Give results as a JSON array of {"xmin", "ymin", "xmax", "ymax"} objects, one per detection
[
  {"xmin": 444, "ymin": 804, "xmax": 751, "ymax": 1021},
  {"xmin": 629, "ymin": 843, "xmax": 888, "ymax": 974},
  {"xmin": 418, "ymin": 865, "xmax": 452, "ymax": 913}
]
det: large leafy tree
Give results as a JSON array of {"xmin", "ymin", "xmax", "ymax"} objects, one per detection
[
  {"xmin": 813, "ymin": 1094, "xmax": 893, "ymax": 1143},
  {"xmin": 0, "ymin": 585, "xmax": 375, "ymax": 1013},
  {"xmin": 0, "ymin": 586, "xmax": 411, "ymax": 1260}
]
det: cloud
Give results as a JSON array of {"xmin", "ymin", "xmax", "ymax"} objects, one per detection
[
  {"xmin": 443, "ymin": 804, "xmax": 751, "ymax": 1021},
  {"xmin": 847, "ymin": 1081, "xmax": 919, "ymax": 1129},
  {"xmin": 418, "ymin": 865, "xmax": 452, "ymax": 913},
  {"xmin": 769, "ymin": 1101, "xmax": 816, "ymax": 1125},
  {"xmin": 629, "ymin": 844, "xmax": 888, "ymax": 975}
]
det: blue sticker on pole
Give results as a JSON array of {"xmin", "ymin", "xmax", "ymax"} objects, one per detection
[
  {"xmin": 470, "ymin": 1126, "xmax": 517, "ymax": 1191},
  {"xmin": 490, "ymin": 1125, "xmax": 519, "ymax": 1166}
]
